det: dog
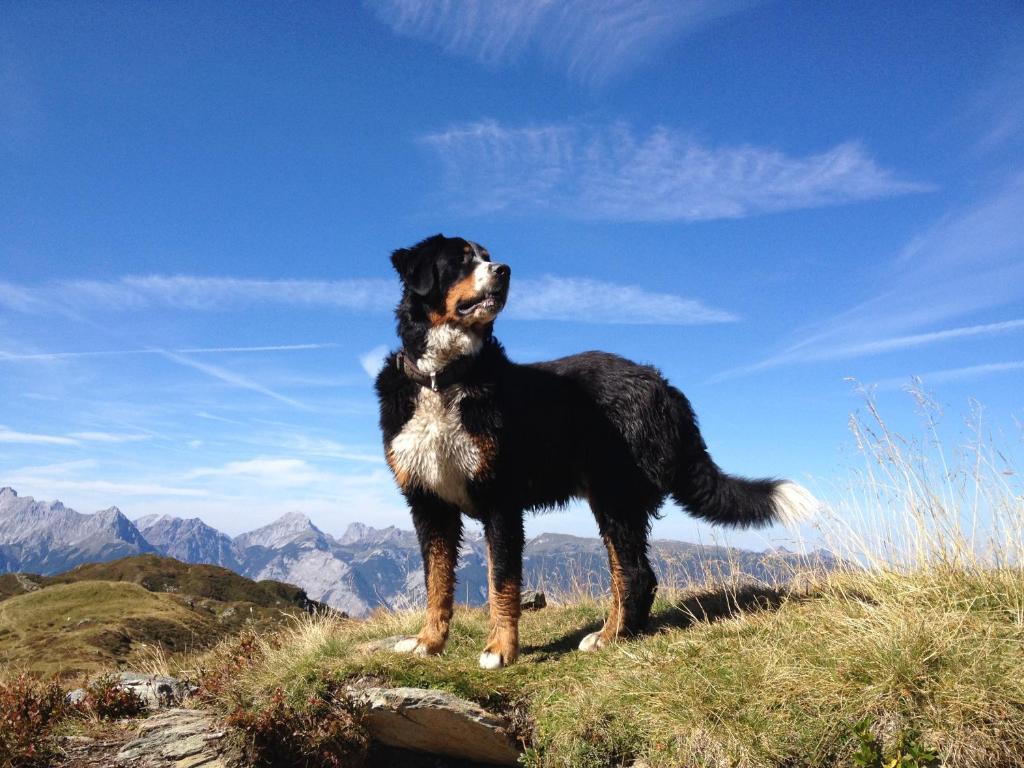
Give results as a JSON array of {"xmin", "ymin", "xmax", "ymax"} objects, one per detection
[{"xmin": 375, "ymin": 234, "xmax": 816, "ymax": 669}]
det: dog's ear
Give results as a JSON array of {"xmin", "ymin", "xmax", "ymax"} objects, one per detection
[{"xmin": 391, "ymin": 234, "xmax": 443, "ymax": 296}]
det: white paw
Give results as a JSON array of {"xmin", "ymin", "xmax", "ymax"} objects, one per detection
[
  {"xmin": 393, "ymin": 637, "xmax": 429, "ymax": 656},
  {"xmin": 479, "ymin": 651, "xmax": 504, "ymax": 669},
  {"xmin": 578, "ymin": 631, "xmax": 608, "ymax": 652}
]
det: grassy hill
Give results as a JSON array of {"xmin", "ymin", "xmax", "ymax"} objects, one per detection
[
  {"xmin": 1, "ymin": 554, "xmax": 324, "ymax": 609},
  {"xmin": 193, "ymin": 568, "xmax": 1024, "ymax": 767},
  {"xmin": 0, "ymin": 555, "xmax": 329, "ymax": 678},
  {"xmin": 187, "ymin": 395, "xmax": 1023, "ymax": 767},
  {"xmin": 4, "ymin": 395, "xmax": 1022, "ymax": 766}
]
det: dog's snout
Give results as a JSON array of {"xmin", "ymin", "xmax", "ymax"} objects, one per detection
[{"xmin": 492, "ymin": 263, "xmax": 510, "ymax": 280}]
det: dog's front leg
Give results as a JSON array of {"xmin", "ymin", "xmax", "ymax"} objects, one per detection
[
  {"xmin": 479, "ymin": 510, "xmax": 524, "ymax": 669},
  {"xmin": 394, "ymin": 495, "xmax": 462, "ymax": 657}
]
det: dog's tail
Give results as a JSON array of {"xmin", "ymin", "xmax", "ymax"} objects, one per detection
[
  {"xmin": 671, "ymin": 453, "xmax": 817, "ymax": 528},
  {"xmin": 667, "ymin": 392, "xmax": 818, "ymax": 529}
]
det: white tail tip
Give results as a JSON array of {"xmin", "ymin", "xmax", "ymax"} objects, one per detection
[{"xmin": 771, "ymin": 482, "xmax": 820, "ymax": 527}]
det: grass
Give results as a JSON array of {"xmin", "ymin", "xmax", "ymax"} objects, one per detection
[
  {"xmin": 0, "ymin": 572, "xmax": 323, "ymax": 679},
  {"xmin": 191, "ymin": 389, "xmax": 1024, "ymax": 767},
  {"xmin": 192, "ymin": 568, "xmax": 1023, "ymax": 767},
  {"xmin": 0, "ymin": 554, "xmax": 326, "ymax": 611},
  {"xmin": 0, "ymin": 581, "xmax": 218, "ymax": 678}
]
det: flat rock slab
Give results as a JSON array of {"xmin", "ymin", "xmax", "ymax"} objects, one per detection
[
  {"xmin": 347, "ymin": 686, "xmax": 522, "ymax": 766},
  {"xmin": 115, "ymin": 708, "xmax": 238, "ymax": 767}
]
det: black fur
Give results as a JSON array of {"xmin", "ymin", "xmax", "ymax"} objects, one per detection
[{"xmin": 376, "ymin": 234, "xmax": 790, "ymax": 645}]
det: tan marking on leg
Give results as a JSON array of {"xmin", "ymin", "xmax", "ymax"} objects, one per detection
[
  {"xmin": 600, "ymin": 534, "xmax": 626, "ymax": 642},
  {"xmin": 480, "ymin": 545, "xmax": 520, "ymax": 668},
  {"xmin": 580, "ymin": 533, "xmax": 627, "ymax": 653},
  {"xmin": 417, "ymin": 535, "xmax": 457, "ymax": 654}
]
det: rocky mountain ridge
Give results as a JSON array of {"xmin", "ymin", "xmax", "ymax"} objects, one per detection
[{"xmin": 0, "ymin": 486, "xmax": 833, "ymax": 616}]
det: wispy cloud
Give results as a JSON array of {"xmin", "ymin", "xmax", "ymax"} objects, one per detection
[
  {"xmin": 370, "ymin": 0, "xmax": 755, "ymax": 83},
  {"xmin": 180, "ymin": 343, "xmax": 338, "ymax": 354},
  {"xmin": 0, "ymin": 427, "xmax": 149, "ymax": 445},
  {"xmin": 359, "ymin": 345, "xmax": 389, "ymax": 378},
  {"xmin": 0, "ymin": 426, "xmax": 79, "ymax": 446},
  {"xmin": 195, "ymin": 411, "xmax": 245, "ymax": 425},
  {"xmin": 0, "ymin": 282, "xmax": 45, "ymax": 313},
  {"xmin": 277, "ymin": 433, "xmax": 384, "ymax": 464},
  {"xmin": 184, "ymin": 457, "xmax": 330, "ymax": 487},
  {"xmin": 716, "ymin": 317, "xmax": 1024, "ymax": 380},
  {"xmin": 1, "ymin": 274, "xmax": 733, "ymax": 325},
  {"xmin": 421, "ymin": 121, "xmax": 928, "ymax": 221},
  {"xmin": 0, "ymin": 342, "xmax": 337, "ymax": 362},
  {"xmin": 966, "ymin": 50, "xmax": 1024, "ymax": 155},
  {"xmin": 510, "ymin": 277, "xmax": 736, "ymax": 324},
  {"xmin": 718, "ymin": 174, "xmax": 1024, "ymax": 379},
  {"xmin": 0, "ymin": 276, "xmax": 394, "ymax": 316},
  {"xmin": 874, "ymin": 360, "xmax": 1024, "ymax": 391},
  {"xmin": 2, "ymin": 462, "xmax": 207, "ymax": 499},
  {"xmin": 66, "ymin": 431, "xmax": 150, "ymax": 443},
  {"xmin": 159, "ymin": 350, "xmax": 311, "ymax": 411}
]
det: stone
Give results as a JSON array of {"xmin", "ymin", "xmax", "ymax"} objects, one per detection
[
  {"xmin": 359, "ymin": 634, "xmax": 408, "ymax": 654},
  {"xmin": 66, "ymin": 688, "xmax": 87, "ymax": 706},
  {"xmin": 521, "ymin": 590, "xmax": 546, "ymax": 610},
  {"xmin": 116, "ymin": 672, "xmax": 196, "ymax": 709},
  {"xmin": 346, "ymin": 685, "xmax": 522, "ymax": 766},
  {"xmin": 116, "ymin": 708, "xmax": 237, "ymax": 767}
]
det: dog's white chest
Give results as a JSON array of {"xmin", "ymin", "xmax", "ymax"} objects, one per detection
[{"xmin": 388, "ymin": 389, "xmax": 481, "ymax": 510}]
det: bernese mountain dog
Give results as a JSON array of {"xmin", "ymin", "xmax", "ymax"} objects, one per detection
[{"xmin": 376, "ymin": 234, "xmax": 816, "ymax": 669}]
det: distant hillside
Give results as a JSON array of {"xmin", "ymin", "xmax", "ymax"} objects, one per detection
[
  {"xmin": 39, "ymin": 554, "xmax": 325, "ymax": 611},
  {"xmin": 0, "ymin": 555, "xmax": 331, "ymax": 678},
  {"xmin": 1, "ymin": 486, "xmax": 836, "ymax": 617}
]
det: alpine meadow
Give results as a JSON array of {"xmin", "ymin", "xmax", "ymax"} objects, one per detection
[{"xmin": 2, "ymin": 3, "xmax": 1022, "ymax": 767}]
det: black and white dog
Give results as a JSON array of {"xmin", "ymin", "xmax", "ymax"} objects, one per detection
[{"xmin": 375, "ymin": 234, "xmax": 816, "ymax": 669}]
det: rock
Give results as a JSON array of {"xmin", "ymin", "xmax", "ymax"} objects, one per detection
[
  {"xmin": 359, "ymin": 634, "xmax": 409, "ymax": 654},
  {"xmin": 346, "ymin": 685, "xmax": 522, "ymax": 766},
  {"xmin": 66, "ymin": 688, "xmax": 87, "ymax": 706},
  {"xmin": 116, "ymin": 673, "xmax": 196, "ymax": 709},
  {"xmin": 521, "ymin": 590, "xmax": 546, "ymax": 610},
  {"xmin": 116, "ymin": 708, "xmax": 237, "ymax": 767}
]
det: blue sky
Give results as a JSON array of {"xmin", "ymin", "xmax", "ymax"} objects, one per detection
[{"xmin": 2, "ymin": 1, "xmax": 1022, "ymax": 548}]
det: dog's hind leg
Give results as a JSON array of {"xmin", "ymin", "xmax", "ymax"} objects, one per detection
[
  {"xmin": 580, "ymin": 502, "xmax": 657, "ymax": 652},
  {"xmin": 394, "ymin": 495, "xmax": 462, "ymax": 657},
  {"xmin": 479, "ymin": 510, "xmax": 525, "ymax": 669}
]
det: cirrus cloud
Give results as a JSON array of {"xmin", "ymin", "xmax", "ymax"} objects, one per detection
[{"xmin": 421, "ymin": 121, "xmax": 929, "ymax": 222}]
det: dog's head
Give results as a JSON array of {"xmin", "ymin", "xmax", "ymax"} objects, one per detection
[{"xmin": 391, "ymin": 234, "xmax": 511, "ymax": 330}]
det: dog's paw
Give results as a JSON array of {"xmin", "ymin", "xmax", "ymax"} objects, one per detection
[
  {"xmin": 578, "ymin": 631, "xmax": 609, "ymax": 652},
  {"xmin": 393, "ymin": 636, "xmax": 431, "ymax": 656},
  {"xmin": 478, "ymin": 651, "xmax": 505, "ymax": 669}
]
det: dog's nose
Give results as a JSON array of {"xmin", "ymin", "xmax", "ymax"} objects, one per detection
[{"xmin": 492, "ymin": 263, "xmax": 510, "ymax": 280}]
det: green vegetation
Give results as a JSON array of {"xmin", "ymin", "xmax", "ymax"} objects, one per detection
[
  {"xmin": 191, "ymin": 391, "xmax": 1023, "ymax": 767},
  {"xmin": 0, "ymin": 672, "xmax": 150, "ymax": 767},
  {"xmin": 0, "ymin": 673, "xmax": 67, "ymax": 768},
  {"xmin": 0, "ymin": 556, "xmax": 328, "ymax": 678},
  {"xmin": 192, "ymin": 567, "xmax": 1023, "ymax": 767},
  {"xmin": 0, "ymin": 581, "xmax": 219, "ymax": 677},
  {"xmin": 2, "ymin": 392, "xmax": 1020, "ymax": 766},
  {"xmin": 4, "ymin": 554, "xmax": 323, "ymax": 610}
]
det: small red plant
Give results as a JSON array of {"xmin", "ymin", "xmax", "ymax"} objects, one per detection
[{"xmin": 0, "ymin": 674, "xmax": 67, "ymax": 768}]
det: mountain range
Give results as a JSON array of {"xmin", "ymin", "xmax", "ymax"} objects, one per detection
[{"xmin": 0, "ymin": 486, "xmax": 832, "ymax": 616}]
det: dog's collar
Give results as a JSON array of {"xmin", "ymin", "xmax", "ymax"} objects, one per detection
[{"xmin": 395, "ymin": 349, "xmax": 478, "ymax": 392}]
